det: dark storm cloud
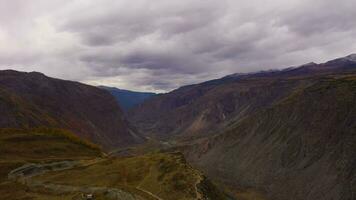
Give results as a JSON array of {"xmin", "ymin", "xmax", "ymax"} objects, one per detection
[
  {"xmin": 80, "ymin": 47, "xmax": 209, "ymax": 75},
  {"xmin": 61, "ymin": 0, "xmax": 223, "ymax": 46},
  {"xmin": 0, "ymin": 0, "xmax": 356, "ymax": 92}
]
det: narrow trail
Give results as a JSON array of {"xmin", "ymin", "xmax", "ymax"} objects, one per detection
[
  {"xmin": 135, "ymin": 165, "xmax": 164, "ymax": 200},
  {"xmin": 136, "ymin": 186, "xmax": 164, "ymax": 200},
  {"xmin": 194, "ymin": 175, "xmax": 204, "ymax": 200}
]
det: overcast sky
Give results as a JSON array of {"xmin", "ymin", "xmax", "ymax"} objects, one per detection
[{"xmin": 0, "ymin": 0, "xmax": 355, "ymax": 92}]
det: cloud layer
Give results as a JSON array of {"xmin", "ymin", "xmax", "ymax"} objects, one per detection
[{"xmin": 1, "ymin": 0, "xmax": 356, "ymax": 92}]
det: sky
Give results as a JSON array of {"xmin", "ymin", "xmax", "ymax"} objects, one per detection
[{"xmin": 0, "ymin": 0, "xmax": 356, "ymax": 92}]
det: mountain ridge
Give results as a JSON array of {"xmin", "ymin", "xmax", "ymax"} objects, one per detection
[
  {"xmin": 0, "ymin": 69, "xmax": 144, "ymax": 149},
  {"xmin": 128, "ymin": 54, "xmax": 356, "ymax": 139}
]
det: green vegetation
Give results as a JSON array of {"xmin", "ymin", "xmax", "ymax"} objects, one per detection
[
  {"xmin": 30, "ymin": 127, "xmax": 102, "ymax": 152},
  {"xmin": 0, "ymin": 87, "xmax": 59, "ymax": 128},
  {"xmin": 34, "ymin": 152, "xmax": 226, "ymax": 200},
  {"xmin": 0, "ymin": 128, "xmax": 102, "ymax": 161},
  {"xmin": 0, "ymin": 128, "xmax": 102, "ymax": 200}
]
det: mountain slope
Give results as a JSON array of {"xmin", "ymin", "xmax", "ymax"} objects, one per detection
[
  {"xmin": 1, "ymin": 128, "xmax": 225, "ymax": 200},
  {"xmin": 0, "ymin": 128, "xmax": 102, "ymax": 200},
  {"xmin": 129, "ymin": 54, "xmax": 356, "ymax": 140},
  {"xmin": 99, "ymin": 86, "xmax": 156, "ymax": 112},
  {"xmin": 0, "ymin": 70, "xmax": 143, "ymax": 149},
  {"xmin": 128, "ymin": 54, "xmax": 356, "ymax": 200},
  {"xmin": 32, "ymin": 152, "xmax": 227, "ymax": 200},
  {"xmin": 0, "ymin": 70, "xmax": 228, "ymax": 200},
  {"xmin": 181, "ymin": 75, "xmax": 356, "ymax": 200}
]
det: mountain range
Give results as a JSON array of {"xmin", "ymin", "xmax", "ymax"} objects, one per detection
[
  {"xmin": 0, "ymin": 70, "xmax": 225, "ymax": 200},
  {"xmin": 0, "ymin": 54, "xmax": 355, "ymax": 200}
]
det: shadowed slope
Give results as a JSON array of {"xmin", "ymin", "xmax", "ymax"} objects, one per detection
[
  {"xmin": 180, "ymin": 76, "xmax": 356, "ymax": 200},
  {"xmin": 0, "ymin": 70, "xmax": 144, "ymax": 149},
  {"xmin": 129, "ymin": 55, "xmax": 356, "ymax": 141}
]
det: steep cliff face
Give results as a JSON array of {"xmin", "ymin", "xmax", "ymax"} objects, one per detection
[
  {"xmin": 181, "ymin": 76, "xmax": 356, "ymax": 200},
  {"xmin": 0, "ymin": 70, "xmax": 143, "ymax": 149}
]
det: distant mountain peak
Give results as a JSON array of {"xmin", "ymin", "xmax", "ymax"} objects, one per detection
[
  {"xmin": 300, "ymin": 62, "xmax": 318, "ymax": 67},
  {"xmin": 344, "ymin": 53, "xmax": 356, "ymax": 62},
  {"xmin": 99, "ymin": 86, "xmax": 156, "ymax": 111}
]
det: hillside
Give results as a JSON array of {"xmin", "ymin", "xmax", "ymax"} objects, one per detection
[
  {"xmin": 99, "ymin": 86, "xmax": 156, "ymax": 112},
  {"xmin": 180, "ymin": 75, "xmax": 356, "ymax": 200},
  {"xmin": 0, "ymin": 128, "xmax": 102, "ymax": 200},
  {"xmin": 0, "ymin": 70, "xmax": 144, "ymax": 149},
  {"xmin": 1, "ymin": 128, "xmax": 225, "ymax": 200},
  {"xmin": 129, "ymin": 54, "xmax": 356, "ymax": 140},
  {"xmin": 32, "ymin": 152, "xmax": 226, "ymax": 200},
  {"xmin": 128, "ymin": 54, "xmax": 356, "ymax": 200},
  {"xmin": 0, "ymin": 70, "xmax": 229, "ymax": 200}
]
